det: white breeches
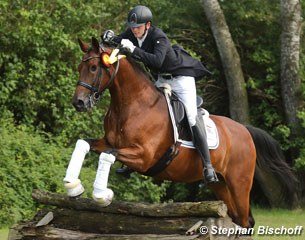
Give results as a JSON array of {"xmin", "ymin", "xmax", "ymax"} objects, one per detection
[{"xmin": 156, "ymin": 75, "xmax": 197, "ymax": 127}]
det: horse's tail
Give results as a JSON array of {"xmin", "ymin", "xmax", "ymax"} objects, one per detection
[{"xmin": 246, "ymin": 125, "xmax": 298, "ymax": 208}]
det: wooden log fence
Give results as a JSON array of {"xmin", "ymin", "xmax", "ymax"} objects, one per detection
[{"xmin": 8, "ymin": 189, "xmax": 252, "ymax": 240}]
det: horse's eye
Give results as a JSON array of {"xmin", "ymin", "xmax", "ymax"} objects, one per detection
[{"xmin": 90, "ymin": 65, "xmax": 97, "ymax": 72}]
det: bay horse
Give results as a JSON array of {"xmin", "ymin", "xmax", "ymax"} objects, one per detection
[{"xmin": 68, "ymin": 37, "xmax": 294, "ymax": 228}]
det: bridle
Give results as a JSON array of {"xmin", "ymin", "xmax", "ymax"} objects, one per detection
[{"xmin": 77, "ymin": 48, "xmax": 120, "ymax": 106}]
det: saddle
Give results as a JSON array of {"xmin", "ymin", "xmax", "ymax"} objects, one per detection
[
  {"xmin": 143, "ymin": 85, "xmax": 219, "ymax": 177},
  {"xmin": 159, "ymin": 85, "xmax": 219, "ymax": 149}
]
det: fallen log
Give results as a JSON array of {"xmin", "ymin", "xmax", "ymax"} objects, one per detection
[
  {"xmin": 9, "ymin": 223, "xmax": 200, "ymax": 240},
  {"xmin": 10, "ymin": 212, "xmax": 252, "ymax": 240},
  {"xmin": 9, "ymin": 190, "xmax": 253, "ymax": 240},
  {"xmin": 32, "ymin": 208, "xmax": 202, "ymax": 234},
  {"xmin": 32, "ymin": 189, "xmax": 228, "ymax": 218}
]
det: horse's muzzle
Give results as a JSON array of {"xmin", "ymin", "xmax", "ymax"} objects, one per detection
[{"xmin": 72, "ymin": 97, "xmax": 89, "ymax": 112}]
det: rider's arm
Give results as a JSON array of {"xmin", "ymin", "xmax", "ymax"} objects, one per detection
[
  {"xmin": 116, "ymin": 27, "xmax": 171, "ymax": 70},
  {"xmin": 132, "ymin": 35, "xmax": 169, "ymax": 69}
]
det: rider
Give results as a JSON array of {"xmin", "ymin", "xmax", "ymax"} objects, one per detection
[{"xmin": 103, "ymin": 5, "xmax": 218, "ymax": 183}]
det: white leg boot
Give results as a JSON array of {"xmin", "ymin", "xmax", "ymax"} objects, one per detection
[
  {"xmin": 64, "ymin": 179, "xmax": 85, "ymax": 197},
  {"xmin": 63, "ymin": 139, "xmax": 90, "ymax": 197},
  {"xmin": 93, "ymin": 152, "xmax": 116, "ymax": 206}
]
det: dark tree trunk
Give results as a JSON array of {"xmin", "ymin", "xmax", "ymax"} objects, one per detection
[{"xmin": 200, "ymin": 0, "xmax": 250, "ymax": 124}]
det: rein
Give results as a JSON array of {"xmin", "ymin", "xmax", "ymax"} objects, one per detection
[{"xmin": 77, "ymin": 50, "xmax": 120, "ymax": 105}]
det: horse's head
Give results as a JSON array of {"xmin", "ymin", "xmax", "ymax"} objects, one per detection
[{"xmin": 72, "ymin": 37, "xmax": 119, "ymax": 112}]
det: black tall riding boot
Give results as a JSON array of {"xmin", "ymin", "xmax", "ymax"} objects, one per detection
[{"xmin": 192, "ymin": 120, "xmax": 219, "ymax": 184}]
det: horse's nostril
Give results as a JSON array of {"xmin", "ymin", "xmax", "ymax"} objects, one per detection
[
  {"xmin": 73, "ymin": 99, "xmax": 85, "ymax": 111},
  {"xmin": 77, "ymin": 99, "xmax": 84, "ymax": 107}
]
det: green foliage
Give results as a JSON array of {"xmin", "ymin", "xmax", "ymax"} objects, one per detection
[
  {"xmin": 294, "ymin": 157, "xmax": 305, "ymax": 171},
  {"xmin": 0, "ymin": 0, "xmax": 110, "ymax": 142},
  {"xmin": 293, "ymin": 111, "xmax": 305, "ymax": 171},
  {"xmin": 0, "ymin": 117, "xmax": 69, "ymax": 227},
  {"xmin": 110, "ymin": 171, "xmax": 168, "ymax": 203}
]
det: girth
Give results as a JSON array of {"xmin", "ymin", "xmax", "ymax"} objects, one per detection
[{"xmin": 143, "ymin": 142, "xmax": 181, "ymax": 177}]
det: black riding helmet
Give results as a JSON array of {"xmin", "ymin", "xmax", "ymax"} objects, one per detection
[{"xmin": 127, "ymin": 5, "xmax": 152, "ymax": 28}]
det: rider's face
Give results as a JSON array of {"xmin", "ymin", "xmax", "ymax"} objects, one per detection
[{"xmin": 131, "ymin": 22, "xmax": 151, "ymax": 39}]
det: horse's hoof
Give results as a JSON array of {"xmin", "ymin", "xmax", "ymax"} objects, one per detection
[
  {"xmin": 92, "ymin": 188, "xmax": 114, "ymax": 207},
  {"xmin": 64, "ymin": 179, "xmax": 85, "ymax": 197}
]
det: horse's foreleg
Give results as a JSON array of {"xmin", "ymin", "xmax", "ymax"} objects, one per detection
[
  {"xmin": 79, "ymin": 138, "xmax": 117, "ymax": 206},
  {"xmin": 63, "ymin": 138, "xmax": 110, "ymax": 196},
  {"xmin": 92, "ymin": 152, "xmax": 116, "ymax": 206},
  {"xmin": 85, "ymin": 138, "xmax": 110, "ymax": 153},
  {"xmin": 63, "ymin": 139, "xmax": 90, "ymax": 197},
  {"xmin": 63, "ymin": 138, "xmax": 116, "ymax": 206}
]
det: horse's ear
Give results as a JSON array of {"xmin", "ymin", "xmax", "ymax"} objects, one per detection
[
  {"xmin": 78, "ymin": 38, "xmax": 89, "ymax": 53},
  {"xmin": 91, "ymin": 37, "xmax": 100, "ymax": 53}
]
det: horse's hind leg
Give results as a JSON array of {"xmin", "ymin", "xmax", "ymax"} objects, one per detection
[
  {"xmin": 209, "ymin": 181, "xmax": 239, "ymax": 223},
  {"xmin": 248, "ymin": 208, "xmax": 255, "ymax": 228},
  {"xmin": 226, "ymin": 171, "xmax": 254, "ymax": 228}
]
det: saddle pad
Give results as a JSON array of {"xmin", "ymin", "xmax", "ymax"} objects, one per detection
[
  {"xmin": 157, "ymin": 84, "xmax": 219, "ymax": 149},
  {"xmin": 180, "ymin": 109, "xmax": 219, "ymax": 149}
]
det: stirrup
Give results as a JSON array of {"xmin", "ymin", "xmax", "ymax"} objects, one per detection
[
  {"xmin": 64, "ymin": 179, "xmax": 85, "ymax": 197},
  {"xmin": 203, "ymin": 167, "xmax": 219, "ymax": 184}
]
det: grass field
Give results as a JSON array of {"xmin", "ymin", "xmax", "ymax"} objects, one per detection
[
  {"xmin": 251, "ymin": 207, "xmax": 305, "ymax": 240},
  {"xmin": 0, "ymin": 227, "xmax": 8, "ymax": 240},
  {"xmin": 0, "ymin": 207, "xmax": 304, "ymax": 239}
]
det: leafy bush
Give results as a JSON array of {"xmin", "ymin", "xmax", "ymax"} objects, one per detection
[
  {"xmin": 0, "ymin": 0, "xmax": 112, "ymax": 142},
  {"xmin": 109, "ymin": 171, "xmax": 168, "ymax": 203},
  {"xmin": 0, "ymin": 117, "xmax": 69, "ymax": 226}
]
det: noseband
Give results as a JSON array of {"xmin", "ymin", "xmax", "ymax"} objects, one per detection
[{"xmin": 77, "ymin": 49, "xmax": 120, "ymax": 105}]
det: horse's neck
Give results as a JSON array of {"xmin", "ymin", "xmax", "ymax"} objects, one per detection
[{"xmin": 109, "ymin": 60, "xmax": 160, "ymax": 109}]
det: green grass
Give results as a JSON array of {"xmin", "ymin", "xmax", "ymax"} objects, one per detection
[
  {"xmin": 252, "ymin": 207, "xmax": 305, "ymax": 240},
  {"xmin": 0, "ymin": 227, "xmax": 8, "ymax": 240}
]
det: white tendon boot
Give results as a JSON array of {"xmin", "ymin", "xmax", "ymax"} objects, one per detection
[
  {"xmin": 93, "ymin": 152, "xmax": 116, "ymax": 206},
  {"xmin": 63, "ymin": 139, "xmax": 90, "ymax": 197},
  {"xmin": 64, "ymin": 179, "xmax": 85, "ymax": 197}
]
